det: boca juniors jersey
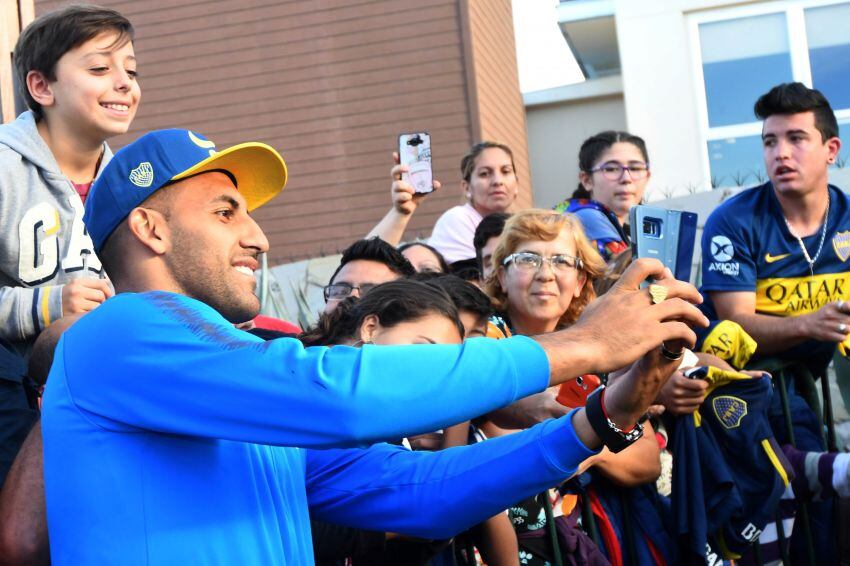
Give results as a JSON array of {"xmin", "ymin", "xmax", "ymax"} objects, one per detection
[{"xmin": 700, "ymin": 182, "xmax": 850, "ymax": 370}]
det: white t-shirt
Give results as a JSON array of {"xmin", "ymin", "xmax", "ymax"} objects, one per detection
[{"xmin": 428, "ymin": 203, "xmax": 483, "ymax": 264}]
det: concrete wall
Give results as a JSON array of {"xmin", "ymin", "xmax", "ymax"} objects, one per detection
[{"xmin": 525, "ymin": 92, "xmax": 626, "ymax": 208}]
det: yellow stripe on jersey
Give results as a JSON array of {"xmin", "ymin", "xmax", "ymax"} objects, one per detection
[
  {"xmin": 761, "ymin": 438, "xmax": 790, "ymax": 487},
  {"xmin": 755, "ymin": 272, "xmax": 850, "ymax": 316}
]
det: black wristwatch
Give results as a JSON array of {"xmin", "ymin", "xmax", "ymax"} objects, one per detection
[{"xmin": 584, "ymin": 386, "xmax": 644, "ymax": 453}]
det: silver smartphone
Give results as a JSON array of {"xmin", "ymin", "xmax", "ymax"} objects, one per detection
[{"xmin": 629, "ymin": 205, "xmax": 698, "ymax": 282}]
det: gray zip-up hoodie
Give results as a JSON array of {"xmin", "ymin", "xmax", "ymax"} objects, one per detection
[{"xmin": 0, "ymin": 111, "xmax": 112, "ymax": 356}]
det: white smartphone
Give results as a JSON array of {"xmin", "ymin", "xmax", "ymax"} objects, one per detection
[{"xmin": 398, "ymin": 132, "xmax": 433, "ymax": 194}]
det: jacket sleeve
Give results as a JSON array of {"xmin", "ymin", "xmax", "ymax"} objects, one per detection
[
  {"xmin": 0, "ymin": 284, "xmax": 64, "ymax": 343},
  {"xmin": 304, "ymin": 411, "xmax": 598, "ymax": 539},
  {"xmin": 54, "ymin": 292, "xmax": 550, "ymax": 448}
]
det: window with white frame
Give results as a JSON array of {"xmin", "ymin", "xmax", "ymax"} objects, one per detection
[{"xmin": 691, "ymin": 0, "xmax": 850, "ymax": 189}]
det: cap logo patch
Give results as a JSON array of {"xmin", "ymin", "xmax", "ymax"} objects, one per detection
[
  {"xmin": 129, "ymin": 162, "xmax": 154, "ymax": 188},
  {"xmin": 188, "ymin": 131, "xmax": 217, "ymax": 157},
  {"xmin": 712, "ymin": 395, "xmax": 747, "ymax": 429}
]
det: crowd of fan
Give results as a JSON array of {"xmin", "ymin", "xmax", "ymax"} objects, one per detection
[{"xmin": 0, "ymin": 5, "xmax": 848, "ymax": 566}]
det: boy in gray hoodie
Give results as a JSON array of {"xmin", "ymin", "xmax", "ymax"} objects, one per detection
[{"xmin": 0, "ymin": 5, "xmax": 139, "ymax": 358}]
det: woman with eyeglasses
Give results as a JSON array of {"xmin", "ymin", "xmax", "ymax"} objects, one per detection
[
  {"xmin": 483, "ymin": 209, "xmax": 663, "ymax": 566},
  {"xmin": 554, "ymin": 131, "xmax": 651, "ymax": 262}
]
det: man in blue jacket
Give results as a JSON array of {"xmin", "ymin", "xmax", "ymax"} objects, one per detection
[{"xmin": 39, "ymin": 129, "xmax": 707, "ymax": 564}]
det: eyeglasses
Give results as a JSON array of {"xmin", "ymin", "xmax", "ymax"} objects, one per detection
[
  {"xmin": 591, "ymin": 161, "xmax": 649, "ymax": 181},
  {"xmin": 323, "ymin": 282, "xmax": 376, "ymax": 301},
  {"xmin": 502, "ymin": 252, "xmax": 583, "ymax": 273}
]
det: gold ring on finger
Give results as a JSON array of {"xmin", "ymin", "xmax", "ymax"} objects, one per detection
[{"xmin": 649, "ymin": 284, "xmax": 668, "ymax": 305}]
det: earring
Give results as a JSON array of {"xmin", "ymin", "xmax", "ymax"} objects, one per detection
[{"xmin": 465, "ymin": 191, "xmax": 471, "ymax": 199}]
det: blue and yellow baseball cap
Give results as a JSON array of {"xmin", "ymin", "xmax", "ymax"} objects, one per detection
[{"xmin": 85, "ymin": 129, "xmax": 288, "ymax": 252}]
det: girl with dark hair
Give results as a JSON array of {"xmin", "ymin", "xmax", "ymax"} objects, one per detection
[
  {"xmin": 301, "ymin": 279, "xmax": 463, "ymax": 347},
  {"xmin": 304, "ymin": 280, "xmax": 519, "ymax": 566},
  {"xmin": 554, "ymin": 131, "xmax": 651, "ymax": 262}
]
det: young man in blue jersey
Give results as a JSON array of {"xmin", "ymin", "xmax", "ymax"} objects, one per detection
[
  {"xmin": 35, "ymin": 129, "xmax": 706, "ymax": 564},
  {"xmin": 701, "ymin": 82, "xmax": 846, "ymax": 372},
  {"xmin": 699, "ymin": 82, "xmax": 844, "ymax": 563}
]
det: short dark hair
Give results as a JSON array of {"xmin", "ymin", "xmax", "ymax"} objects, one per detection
[
  {"xmin": 300, "ymin": 279, "xmax": 463, "ymax": 347},
  {"xmin": 424, "ymin": 275, "xmax": 492, "ymax": 320},
  {"xmin": 754, "ymin": 82, "xmax": 838, "ymax": 142},
  {"xmin": 572, "ymin": 131, "xmax": 649, "ymax": 199},
  {"xmin": 397, "ymin": 241, "xmax": 449, "ymax": 273},
  {"xmin": 448, "ymin": 258, "xmax": 479, "ymax": 282},
  {"xmin": 460, "ymin": 141, "xmax": 516, "ymax": 183},
  {"xmin": 473, "ymin": 212, "xmax": 510, "ymax": 272},
  {"xmin": 14, "ymin": 4, "xmax": 134, "ymax": 121},
  {"xmin": 329, "ymin": 238, "xmax": 415, "ymax": 285}
]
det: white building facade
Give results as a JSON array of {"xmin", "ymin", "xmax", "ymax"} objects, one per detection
[{"xmin": 526, "ymin": 0, "xmax": 850, "ymax": 207}]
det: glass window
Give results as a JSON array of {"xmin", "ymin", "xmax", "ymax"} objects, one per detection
[
  {"xmin": 707, "ymin": 134, "xmax": 767, "ymax": 188},
  {"xmin": 699, "ymin": 13, "xmax": 793, "ymax": 127},
  {"xmin": 805, "ymin": 2, "xmax": 850, "ymax": 111},
  {"xmin": 709, "ymin": 119, "xmax": 850, "ymax": 188}
]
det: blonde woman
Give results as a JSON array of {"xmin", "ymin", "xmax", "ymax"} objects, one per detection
[{"xmin": 484, "ymin": 209, "xmax": 663, "ymax": 565}]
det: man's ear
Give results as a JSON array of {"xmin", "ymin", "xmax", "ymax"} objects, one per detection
[
  {"xmin": 827, "ymin": 136, "xmax": 842, "ymax": 164},
  {"xmin": 26, "ymin": 70, "xmax": 54, "ymax": 109},
  {"xmin": 127, "ymin": 207, "xmax": 170, "ymax": 255},
  {"xmin": 358, "ymin": 314, "xmax": 380, "ymax": 344}
]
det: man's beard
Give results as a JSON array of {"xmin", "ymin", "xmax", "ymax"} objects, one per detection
[{"xmin": 166, "ymin": 229, "xmax": 260, "ymax": 323}]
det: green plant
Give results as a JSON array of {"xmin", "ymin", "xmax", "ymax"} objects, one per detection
[
  {"xmin": 730, "ymin": 170, "xmax": 750, "ymax": 187},
  {"xmin": 711, "ymin": 174, "xmax": 725, "ymax": 189}
]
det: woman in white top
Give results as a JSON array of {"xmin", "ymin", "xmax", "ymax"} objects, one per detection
[
  {"xmin": 367, "ymin": 142, "xmax": 519, "ymax": 265},
  {"xmin": 428, "ymin": 142, "xmax": 518, "ymax": 263}
]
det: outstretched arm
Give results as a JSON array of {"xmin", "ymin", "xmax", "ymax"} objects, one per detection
[{"xmin": 305, "ymin": 411, "xmax": 597, "ymax": 539}]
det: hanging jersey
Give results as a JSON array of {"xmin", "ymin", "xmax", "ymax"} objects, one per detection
[
  {"xmin": 699, "ymin": 183, "xmax": 850, "ymax": 372},
  {"xmin": 668, "ymin": 373, "xmax": 792, "ymax": 564}
]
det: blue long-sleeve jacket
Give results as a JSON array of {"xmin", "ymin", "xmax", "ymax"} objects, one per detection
[{"xmin": 42, "ymin": 291, "xmax": 597, "ymax": 564}]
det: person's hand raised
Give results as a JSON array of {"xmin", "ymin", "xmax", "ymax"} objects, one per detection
[{"xmin": 389, "ymin": 152, "xmax": 440, "ymax": 216}]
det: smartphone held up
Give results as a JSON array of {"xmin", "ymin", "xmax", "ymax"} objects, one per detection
[
  {"xmin": 399, "ymin": 132, "xmax": 433, "ymax": 194},
  {"xmin": 629, "ymin": 204, "xmax": 698, "ymax": 283}
]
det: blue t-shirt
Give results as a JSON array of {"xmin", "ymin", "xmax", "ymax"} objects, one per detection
[
  {"xmin": 42, "ymin": 291, "xmax": 597, "ymax": 564},
  {"xmin": 700, "ymin": 183, "xmax": 850, "ymax": 369}
]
